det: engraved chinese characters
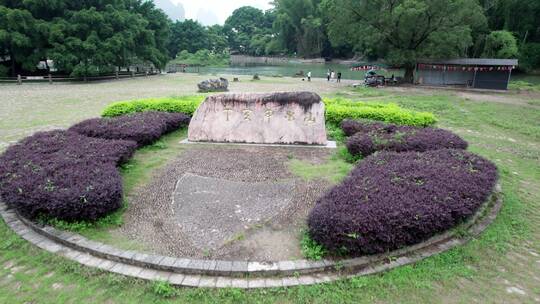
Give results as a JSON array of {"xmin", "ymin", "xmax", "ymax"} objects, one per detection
[{"xmin": 187, "ymin": 92, "xmax": 327, "ymax": 145}]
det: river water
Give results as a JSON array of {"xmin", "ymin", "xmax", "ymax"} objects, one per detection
[
  {"xmin": 190, "ymin": 63, "xmax": 403, "ymax": 81},
  {"xmin": 182, "ymin": 63, "xmax": 538, "ymax": 84}
]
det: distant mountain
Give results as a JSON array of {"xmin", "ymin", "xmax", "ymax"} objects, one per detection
[
  {"xmin": 153, "ymin": 0, "xmax": 185, "ymax": 21},
  {"xmin": 196, "ymin": 8, "xmax": 219, "ymax": 26}
]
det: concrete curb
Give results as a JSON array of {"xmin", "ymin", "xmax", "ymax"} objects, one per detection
[{"xmin": 179, "ymin": 139, "xmax": 338, "ymax": 149}]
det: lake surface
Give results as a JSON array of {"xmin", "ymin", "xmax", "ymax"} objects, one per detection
[
  {"xmin": 188, "ymin": 63, "xmax": 403, "ymax": 81},
  {"xmin": 182, "ymin": 63, "xmax": 539, "ymax": 84}
]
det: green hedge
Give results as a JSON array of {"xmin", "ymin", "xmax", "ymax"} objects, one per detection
[
  {"xmin": 102, "ymin": 96, "xmax": 203, "ymax": 117},
  {"xmin": 324, "ymin": 98, "xmax": 436, "ymax": 126},
  {"xmin": 102, "ymin": 96, "xmax": 437, "ymax": 126}
]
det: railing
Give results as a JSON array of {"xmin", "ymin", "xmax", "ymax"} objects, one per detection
[{"xmin": 0, "ymin": 71, "xmax": 160, "ymax": 85}]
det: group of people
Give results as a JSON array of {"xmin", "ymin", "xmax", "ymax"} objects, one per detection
[
  {"xmin": 305, "ymin": 70, "xmax": 342, "ymax": 82},
  {"xmin": 326, "ymin": 70, "xmax": 342, "ymax": 83}
]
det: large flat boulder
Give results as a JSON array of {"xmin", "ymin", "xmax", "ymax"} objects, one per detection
[
  {"xmin": 172, "ymin": 173, "xmax": 295, "ymax": 250},
  {"xmin": 197, "ymin": 78, "xmax": 229, "ymax": 92},
  {"xmin": 187, "ymin": 92, "xmax": 327, "ymax": 145}
]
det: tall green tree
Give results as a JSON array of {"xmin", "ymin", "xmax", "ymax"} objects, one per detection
[
  {"xmin": 0, "ymin": 0, "xmax": 171, "ymax": 77},
  {"xmin": 483, "ymin": 30, "xmax": 519, "ymax": 58},
  {"xmin": 519, "ymin": 43, "xmax": 540, "ymax": 72},
  {"xmin": 273, "ymin": 0, "xmax": 325, "ymax": 58},
  {"xmin": 224, "ymin": 6, "xmax": 271, "ymax": 55},
  {"xmin": 131, "ymin": 0, "xmax": 171, "ymax": 70},
  {"xmin": 168, "ymin": 19, "xmax": 208, "ymax": 56},
  {"xmin": 0, "ymin": 6, "xmax": 41, "ymax": 76},
  {"xmin": 481, "ymin": 0, "xmax": 540, "ymax": 45},
  {"xmin": 323, "ymin": 0, "xmax": 486, "ymax": 82},
  {"xmin": 480, "ymin": 0, "xmax": 540, "ymax": 71},
  {"xmin": 207, "ymin": 25, "xmax": 228, "ymax": 53}
]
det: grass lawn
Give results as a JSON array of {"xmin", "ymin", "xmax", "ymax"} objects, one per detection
[{"xmin": 0, "ymin": 75, "xmax": 539, "ymax": 303}]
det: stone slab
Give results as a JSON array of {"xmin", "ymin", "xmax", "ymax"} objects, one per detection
[
  {"xmin": 188, "ymin": 92, "xmax": 327, "ymax": 145},
  {"xmin": 172, "ymin": 173, "xmax": 295, "ymax": 251}
]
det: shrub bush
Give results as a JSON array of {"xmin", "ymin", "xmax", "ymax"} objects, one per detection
[
  {"xmin": 0, "ymin": 131, "xmax": 137, "ymax": 221},
  {"xmin": 341, "ymin": 119, "xmax": 387, "ymax": 137},
  {"xmin": 324, "ymin": 98, "xmax": 436, "ymax": 127},
  {"xmin": 342, "ymin": 119, "xmax": 468, "ymax": 157},
  {"xmin": 0, "ymin": 65, "xmax": 8, "ymax": 77},
  {"xmin": 102, "ymin": 96, "xmax": 203, "ymax": 117},
  {"xmin": 70, "ymin": 111, "xmax": 190, "ymax": 147},
  {"xmin": 508, "ymin": 80, "xmax": 540, "ymax": 92},
  {"xmin": 307, "ymin": 149, "xmax": 498, "ymax": 256},
  {"xmin": 101, "ymin": 96, "xmax": 437, "ymax": 127}
]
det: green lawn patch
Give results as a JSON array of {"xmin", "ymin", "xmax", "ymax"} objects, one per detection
[
  {"xmin": 287, "ymin": 154, "xmax": 354, "ymax": 184},
  {"xmin": 1, "ymin": 85, "xmax": 538, "ymax": 303},
  {"xmin": 508, "ymin": 80, "xmax": 540, "ymax": 92}
]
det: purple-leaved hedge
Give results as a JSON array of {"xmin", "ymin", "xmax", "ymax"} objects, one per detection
[
  {"xmin": 308, "ymin": 149, "xmax": 498, "ymax": 256},
  {"xmin": 0, "ymin": 131, "xmax": 136, "ymax": 221},
  {"xmin": 69, "ymin": 111, "xmax": 190, "ymax": 147},
  {"xmin": 341, "ymin": 119, "xmax": 468, "ymax": 157},
  {"xmin": 0, "ymin": 111, "xmax": 191, "ymax": 221},
  {"xmin": 341, "ymin": 119, "xmax": 387, "ymax": 137}
]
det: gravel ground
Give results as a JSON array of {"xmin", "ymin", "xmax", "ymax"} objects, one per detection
[{"xmin": 115, "ymin": 144, "xmax": 332, "ymax": 261}]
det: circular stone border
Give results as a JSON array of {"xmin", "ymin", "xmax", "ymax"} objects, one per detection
[{"xmin": 0, "ymin": 184, "xmax": 502, "ymax": 289}]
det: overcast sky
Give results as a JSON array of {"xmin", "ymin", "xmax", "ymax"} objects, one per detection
[{"xmin": 175, "ymin": 0, "xmax": 273, "ymax": 24}]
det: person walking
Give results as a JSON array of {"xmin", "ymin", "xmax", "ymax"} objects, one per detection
[
  {"xmin": 307, "ymin": 71, "xmax": 312, "ymax": 82},
  {"xmin": 337, "ymin": 71, "xmax": 342, "ymax": 83},
  {"xmin": 330, "ymin": 71, "xmax": 335, "ymax": 82},
  {"xmin": 326, "ymin": 70, "xmax": 331, "ymax": 82}
]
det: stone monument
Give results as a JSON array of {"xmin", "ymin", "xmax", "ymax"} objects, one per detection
[{"xmin": 187, "ymin": 91, "xmax": 327, "ymax": 145}]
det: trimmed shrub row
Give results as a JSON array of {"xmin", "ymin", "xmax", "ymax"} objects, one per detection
[
  {"xmin": 102, "ymin": 96, "xmax": 203, "ymax": 117},
  {"xmin": 324, "ymin": 98, "xmax": 437, "ymax": 127},
  {"xmin": 0, "ymin": 112, "xmax": 190, "ymax": 221},
  {"xmin": 307, "ymin": 149, "xmax": 498, "ymax": 256},
  {"xmin": 342, "ymin": 119, "xmax": 468, "ymax": 157},
  {"xmin": 101, "ymin": 96, "xmax": 437, "ymax": 127},
  {"xmin": 70, "ymin": 111, "xmax": 190, "ymax": 147}
]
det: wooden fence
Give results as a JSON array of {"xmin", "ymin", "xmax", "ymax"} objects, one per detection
[{"xmin": 0, "ymin": 71, "xmax": 159, "ymax": 85}]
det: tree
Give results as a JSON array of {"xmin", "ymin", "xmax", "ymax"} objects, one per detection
[
  {"xmin": 0, "ymin": 6, "xmax": 41, "ymax": 76},
  {"xmin": 0, "ymin": 0, "xmax": 171, "ymax": 77},
  {"xmin": 480, "ymin": 0, "xmax": 540, "ymax": 70},
  {"xmin": 224, "ymin": 6, "xmax": 265, "ymax": 54},
  {"xmin": 519, "ymin": 43, "xmax": 540, "ymax": 72},
  {"xmin": 273, "ymin": 0, "xmax": 326, "ymax": 58},
  {"xmin": 250, "ymin": 32, "xmax": 274, "ymax": 56},
  {"xmin": 168, "ymin": 19, "xmax": 208, "ymax": 56},
  {"xmin": 481, "ymin": 0, "xmax": 540, "ymax": 45},
  {"xmin": 131, "ymin": 0, "xmax": 171, "ymax": 70},
  {"xmin": 483, "ymin": 30, "xmax": 518, "ymax": 58},
  {"xmin": 207, "ymin": 25, "xmax": 228, "ymax": 53},
  {"xmin": 322, "ymin": 0, "xmax": 486, "ymax": 82}
]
